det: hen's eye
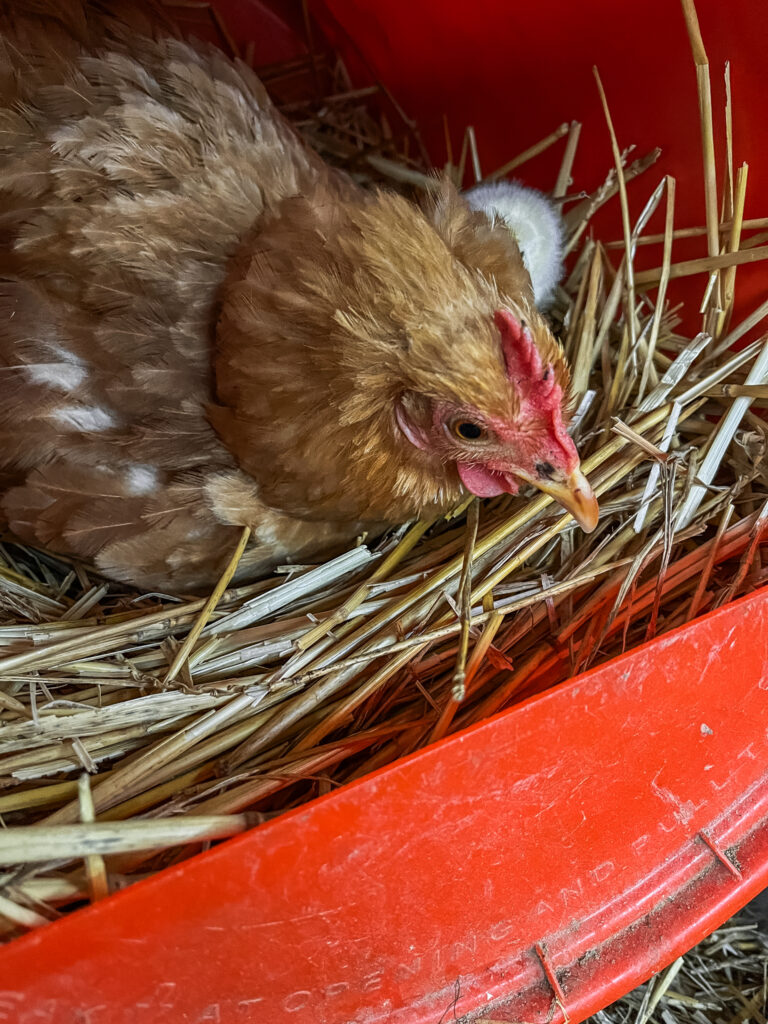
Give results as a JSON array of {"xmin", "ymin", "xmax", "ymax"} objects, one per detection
[{"xmin": 453, "ymin": 420, "xmax": 485, "ymax": 441}]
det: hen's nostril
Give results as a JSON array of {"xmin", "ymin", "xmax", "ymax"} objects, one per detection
[{"xmin": 536, "ymin": 461, "xmax": 556, "ymax": 479}]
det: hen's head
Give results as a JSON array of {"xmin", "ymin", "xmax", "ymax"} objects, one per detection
[
  {"xmin": 213, "ymin": 179, "xmax": 597, "ymax": 531},
  {"xmin": 394, "ymin": 307, "xmax": 597, "ymax": 531}
]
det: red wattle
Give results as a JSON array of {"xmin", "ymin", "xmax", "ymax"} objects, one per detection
[{"xmin": 457, "ymin": 462, "xmax": 520, "ymax": 498}]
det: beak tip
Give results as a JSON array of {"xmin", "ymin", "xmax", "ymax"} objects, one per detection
[
  {"xmin": 564, "ymin": 469, "xmax": 599, "ymax": 534},
  {"xmin": 577, "ymin": 505, "xmax": 599, "ymax": 534},
  {"xmin": 507, "ymin": 465, "xmax": 600, "ymax": 532}
]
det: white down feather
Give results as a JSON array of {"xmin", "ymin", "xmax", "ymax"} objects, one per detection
[{"xmin": 464, "ymin": 181, "xmax": 564, "ymax": 309}]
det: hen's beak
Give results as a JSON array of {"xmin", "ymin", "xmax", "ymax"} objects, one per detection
[{"xmin": 537, "ymin": 467, "xmax": 599, "ymax": 533}]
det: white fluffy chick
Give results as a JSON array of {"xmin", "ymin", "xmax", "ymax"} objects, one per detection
[{"xmin": 464, "ymin": 181, "xmax": 564, "ymax": 309}]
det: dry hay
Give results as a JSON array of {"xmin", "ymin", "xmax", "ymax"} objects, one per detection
[{"xmin": 588, "ymin": 896, "xmax": 768, "ymax": 1024}]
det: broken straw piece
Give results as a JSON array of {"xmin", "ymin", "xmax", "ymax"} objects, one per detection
[
  {"xmin": 637, "ymin": 332, "xmax": 712, "ymax": 412},
  {"xmin": 570, "ymin": 389, "xmax": 597, "ymax": 434},
  {"xmin": 676, "ymin": 337, "xmax": 768, "ymax": 529},
  {"xmin": 212, "ymin": 546, "xmax": 376, "ymax": 633},
  {"xmin": 634, "ymin": 403, "xmax": 683, "ymax": 532}
]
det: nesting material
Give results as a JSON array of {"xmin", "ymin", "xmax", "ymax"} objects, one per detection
[
  {"xmin": 0, "ymin": 12, "xmax": 767, "ymax": 976},
  {"xmin": 587, "ymin": 898, "xmax": 768, "ymax": 1024}
]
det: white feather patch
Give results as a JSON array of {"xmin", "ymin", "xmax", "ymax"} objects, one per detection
[
  {"xmin": 464, "ymin": 181, "xmax": 565, "ymax": 309},
  {"xmin": 52, "ymin": 405, "xmax": 117, "ymax": 431},
  {"xmin": 26, "ymin": 362, "xmax": 88, "ymax": 390},
  {"xmin": 124, "ymin": 464, "xmax": 160, "ymax": 496}
]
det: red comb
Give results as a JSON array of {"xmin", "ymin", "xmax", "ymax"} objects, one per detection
[
  {"xmin": 494, "ymin": 309, "xmax": 543, "ymax": 384},
  {"xmin": 494, "ymin": 308, "xmax": 577, "ymax": 471}
]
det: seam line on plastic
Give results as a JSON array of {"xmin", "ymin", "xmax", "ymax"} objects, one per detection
[
  {"xmin": 534, "ymin": 941, "xmax": 567, "ymax": 1004},
  {"xmin": 698, "ymin": 829, "xmax": 743, "ymax": 879}
]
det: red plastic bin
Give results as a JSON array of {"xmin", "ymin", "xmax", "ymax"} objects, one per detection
[{"xmin": 2, "ymin": 1, "xmax": 768, "ymax": 1021}]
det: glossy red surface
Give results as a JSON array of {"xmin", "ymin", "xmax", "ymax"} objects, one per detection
[
  {"xmin": 2, "ymin": 3, "xmax": 768, "ymax": 1021},
  {"xmin": 317, "ymin": 0, "xmax": 768, "ymax": 333}
]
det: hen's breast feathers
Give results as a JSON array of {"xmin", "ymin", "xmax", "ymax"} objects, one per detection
[{"xmin": 0, "ymin": 5, "xmax": 346, "ymax": 588}]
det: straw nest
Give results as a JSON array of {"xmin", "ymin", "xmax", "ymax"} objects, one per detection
[
  {"xmin": 589, "ymin": 897, "xmax": 768, "ymax": 1024},
  {"xmin": 0, "ymin": 4, "xmax": 766, "ymax": 994}
]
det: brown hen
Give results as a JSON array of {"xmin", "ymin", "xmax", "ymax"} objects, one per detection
[{"xmin": 0, "ymin": 1, "xmax": 597, "ymax": 592}]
